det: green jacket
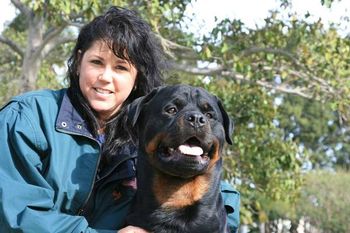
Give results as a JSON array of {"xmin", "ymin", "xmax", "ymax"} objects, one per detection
[{"xmin": 0, "ymin": 89, "xmax": 239, "ymax": 233}]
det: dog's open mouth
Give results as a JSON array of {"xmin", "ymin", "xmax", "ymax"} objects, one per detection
[
  {"xmin": 160, "ymin": 137, "xmax": 211, "ymax": 163},
  {"xmin": 150, "ymin": 135, "xmax": 216, "ymax": 177}
]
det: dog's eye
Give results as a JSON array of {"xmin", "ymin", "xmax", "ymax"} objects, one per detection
[
  {"xmin": 205, "ymin": 112, "xmax": 213, "ymax": 119},
  {"xmin": 166, "ymin": 107, "xmax": 177, "ymax": 115}
]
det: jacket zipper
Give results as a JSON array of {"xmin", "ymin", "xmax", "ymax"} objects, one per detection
[
  {"xmin": 77, "ymin": 141, "xmax": 101, "ymax": 216},
  {"xmin": 57, "ymin": 128, "xmax": 102, "ymax": 216}
]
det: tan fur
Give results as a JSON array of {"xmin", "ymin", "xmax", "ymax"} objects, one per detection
[
  {"xmin": 145, "ymin": 133, "xmax": 166, "ymax": 155},
  {"xmin": 208, "ymin": 139, "xmax": 221, "ymax": 168},
  {"xmin": 152, "ymin": 172, "xmax": 211, "ymax": 208}
]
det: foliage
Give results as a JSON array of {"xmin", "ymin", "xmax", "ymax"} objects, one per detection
[
  {"xmin": 296, "ymin": 170, "xmax": 350, "ymax": 233},
  {"xmin": 200, "ymin": 13, "xmax": 350, "ymax": 113},
  {"xmin": 0, "ymin": 12, "xmax": 25, "ymax": 104},
  {"xmin": 278, "ymin": 95, "xmax": 350, "ymax": 170},
  {"xmin": 189, "ymin": 9, "xmax": 350, "ymax": 171}
]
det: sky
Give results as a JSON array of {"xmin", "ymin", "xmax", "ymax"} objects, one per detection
[
  {"xmin": 184, "ymin": 0, "xmax": 350, "ymax": 36},
  {"xmin": 0, "ymin": 1, "xmax": 16, "ymax": 33},
  {"xmin": 0, "ymin": 0, "xmax": 349, "ymax": 35}
]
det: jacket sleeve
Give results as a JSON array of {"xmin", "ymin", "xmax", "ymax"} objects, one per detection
[
  {"xmin": 0, "ymin": 101, "xmax": 114, "ymax": 233},
  {"xmin": 221, "ymin": 180, "xmax": 240, "ymax": 233}
]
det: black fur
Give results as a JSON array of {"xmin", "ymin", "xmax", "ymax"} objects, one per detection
[{"xmin": 126, "ymin": 84, "xmax": 233, "ymax": 233}]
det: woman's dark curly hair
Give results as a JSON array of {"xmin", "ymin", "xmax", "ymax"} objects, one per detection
[{"xmin": 66, "ymin": 6, "xmax": 164, "ymax": 156}]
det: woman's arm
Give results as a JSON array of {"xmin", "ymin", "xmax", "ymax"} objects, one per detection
[{"xmin": 0, "ymin": 101, "xmax": 107, "ymax": 233}]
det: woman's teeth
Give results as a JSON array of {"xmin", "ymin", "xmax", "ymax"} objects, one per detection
[{"xmin": 95, "ymin": 88, "xmax": 112, "ymax": 94}]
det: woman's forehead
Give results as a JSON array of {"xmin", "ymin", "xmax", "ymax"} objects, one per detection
[
  {"xmin": 88, "ymin": 40, "xmax": 112, "ymax": 53},
  {"xmin": 85, "ymin": 40, "xmax": 131, "ymax": 62}
]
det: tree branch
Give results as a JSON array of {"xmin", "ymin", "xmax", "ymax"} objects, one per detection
[
  {"xmin": 168, "ymin": 61, "xmax": 313, "ymax": 99},
  {"xmin": 10, "ymin": 0, "xmax": 30, "ymax": 18},
  {"xmin": 42, "ymin": 25, "xmax": 67, "ymax": 47},
  {"xmin": 256, "ymin": 64, "xmax": 336, "ymax": 95},
  {"xmin": 40, "ymin": 34, "xmax": 76, "ymax": 59},
  {"xmin": 167, "ymin": 61, "xmax": 225, "ymax": 75},
  {"xmin": 154, "ymin": 33, "xmax": 196, "ymax": 59},
  {"xmin": 0, "ymin": 35, "xmax": 24, "ymax": 57},
  {"xmin": 238, "ymin": 46, "xmax": 334, "ymax": 94},
  {"xmin": 240, "ymin": 46, "xmax": 300, "ymax": 66},
  {"xmin": 32, "ymin": 24, "xmax": 68, "ymax": 60},
  {"xmin": 167, "ymin": 42, "xmax": 342, "ymax": 99}
]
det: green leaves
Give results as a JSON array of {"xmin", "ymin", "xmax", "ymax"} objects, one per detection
[
  {"xmin": 321, "ymin": 0, "xmax": 336, "ymax": 7},
  {"xmin": 297, "ymin": 170, "xmax": 350, "ymax": 232}
]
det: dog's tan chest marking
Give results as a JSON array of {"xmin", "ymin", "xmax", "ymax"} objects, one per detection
[{"xmin": 152, "ymin": 172, "xmax": 211, "ymax": 208}]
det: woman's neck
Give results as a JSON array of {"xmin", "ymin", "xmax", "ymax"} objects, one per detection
[{"xmin": 98, "ymin": 119, "xmax": 106, "ymax": 134}]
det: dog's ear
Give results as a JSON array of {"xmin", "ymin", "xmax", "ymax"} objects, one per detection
[
  {"xmin": 216, "ymin": 97, "xmax": 234, "ymax": 145},
  {"xmin": 127, "ymin": 87, "xmax": 161, "ymax": 127}
]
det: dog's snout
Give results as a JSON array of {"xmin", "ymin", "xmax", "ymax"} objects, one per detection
[{"xmin": 185, "ymin": 112, "xmax": 207, "ymax": 128}]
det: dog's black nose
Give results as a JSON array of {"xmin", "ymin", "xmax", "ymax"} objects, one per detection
[{"xmin": 185, "ymin": 112, "xmax": 207, "ymax": 128}]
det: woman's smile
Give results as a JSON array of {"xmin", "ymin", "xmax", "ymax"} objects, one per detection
[{"xmin": 94, "ymin": 87, "xmax": 114, "ymax": 95}]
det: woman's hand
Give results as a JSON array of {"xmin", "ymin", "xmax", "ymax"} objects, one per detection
[{"xmin": 118, "ymin": 226, "xmax": 149, "ymax": 233}]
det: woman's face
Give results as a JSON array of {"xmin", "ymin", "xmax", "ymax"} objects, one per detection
[{"xmin": 78, "ymin": 40, "xmax": 137, "ymax": 121}]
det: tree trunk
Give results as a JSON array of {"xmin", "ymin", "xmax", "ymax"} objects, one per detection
[
  {"xmin": 20, "ymin": 13, "xmax": 44, "ymax": 92},
  {"xmin": 21, "ymin": 55, "xmax": 41, "ymax": 92}
]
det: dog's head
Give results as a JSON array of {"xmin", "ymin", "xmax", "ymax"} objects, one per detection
[{"xmin": 127, "ymin": 84, "xmax": 233, "ymax": 178}]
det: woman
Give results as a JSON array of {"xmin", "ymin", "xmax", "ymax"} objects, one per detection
[
  {"xmin": 0, "ymin": 6, "xmax": 239, "ymax": 233},
  {"xmin": 0, "ymin": 6, "xmax": 159, "ymax": 233}
]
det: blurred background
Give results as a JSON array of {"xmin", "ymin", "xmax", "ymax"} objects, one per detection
[{"xmin": 1, "ymin": 0, "xmax": 349, "ymax": 232}]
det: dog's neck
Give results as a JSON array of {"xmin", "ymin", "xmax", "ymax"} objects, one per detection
[
  {"xmin": 152, "ymin": 170, "xmax": 212, "ymax": 208},
  {"xmin": 136, "ymin": 153, "xmax": 223, "ymax": 209}
]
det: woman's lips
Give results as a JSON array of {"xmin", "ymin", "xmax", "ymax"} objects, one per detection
[{"xmin": 94, "ymin": 87, "xmax": 113, "ymax": 95}]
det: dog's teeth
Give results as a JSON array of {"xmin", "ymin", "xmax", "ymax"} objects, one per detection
[
  {"xmin": 168, "ymin": 148, "xmax": 175, "ymax": 153},
  {"xmin": 178, "ymin": 145, "xmax": 203, "ymax": 156}
]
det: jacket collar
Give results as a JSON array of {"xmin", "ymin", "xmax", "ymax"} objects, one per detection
[{"xmin": 55, "ymin": 91, "xmax": 94, "ymax": 139}]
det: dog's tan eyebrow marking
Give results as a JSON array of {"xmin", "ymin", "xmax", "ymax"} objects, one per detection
[
  {"xmin": 197, "ymin": 101, "xmax": 215, "ymax": 115},
  {"xmin": 200, "ymin": 102, "xmax": 213, "ymax": 110}
]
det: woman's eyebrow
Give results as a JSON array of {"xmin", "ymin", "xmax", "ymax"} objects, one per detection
[
  {"xmin": 116, "ymin": 59, "xmax": 128, "ymax": 64},
  {"xmin": 115, "ymin": 58, "xmax": 133, "ymax": 67},
  {"xmin": 87, "ymin": 54, "xmax": 104, "ymax": 60}
]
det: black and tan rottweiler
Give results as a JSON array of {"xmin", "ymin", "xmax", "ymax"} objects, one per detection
[{"xmin": 126, "ymin": 84, "xmax": 233, "ymax": 233}]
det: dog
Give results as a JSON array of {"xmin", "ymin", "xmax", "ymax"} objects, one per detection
[{"xmin": 125, "ymin": 84, "xmax": 233, "ymax": 233}]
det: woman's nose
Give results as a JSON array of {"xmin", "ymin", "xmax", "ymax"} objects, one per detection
[{"xmin": 99, "ymin": 67, "xmax": 113, "ymax": 82}]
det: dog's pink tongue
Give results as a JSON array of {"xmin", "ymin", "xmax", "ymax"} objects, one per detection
[{"xmin": 178, "ymin": 145, "xmax": 203, "ymax": 156}]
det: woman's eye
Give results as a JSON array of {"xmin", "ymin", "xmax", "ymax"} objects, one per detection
[
  {"xmin": 91, "ymin": 60, "xmax": 102, "ymax": 65},
  {"xmin": 115, "ymin": 65, "xmax": 128, "ymax": 71},
  {"xmin": 166, "ymin": 107, "xmax": 177, "ymax": 115}
]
